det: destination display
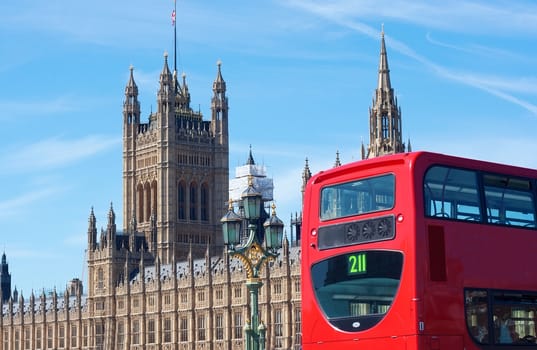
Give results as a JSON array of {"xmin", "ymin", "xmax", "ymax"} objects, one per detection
[{"xmin": 347, "ymin": 252, "xmax": 367, "ymax": 275}]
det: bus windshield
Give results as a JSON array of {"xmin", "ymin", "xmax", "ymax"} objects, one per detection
[
  {"xmin": 311, "ymin": 250, "xmax": 403, "ymax": 332},
  {"xmin": 320, "ymin": 174, "xmax": 395, "ymax": 220}
]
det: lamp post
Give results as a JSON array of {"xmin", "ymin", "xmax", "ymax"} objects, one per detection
[{"xmin": 221, "ymin": 177, "xmax": 284, "ymax": 350}]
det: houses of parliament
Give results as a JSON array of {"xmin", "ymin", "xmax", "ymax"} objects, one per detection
[{"xmin": 0, "ymin": 29, "xmax": 408, "ymax": 350}]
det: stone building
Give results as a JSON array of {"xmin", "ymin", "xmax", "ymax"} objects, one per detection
[
  {"xmin": 0, "ymin": 52, "xmax": 302, "ymax": 350},
  {"xmin": 0, "ymin": 29, "xmax": 403, "ymax": 350}
]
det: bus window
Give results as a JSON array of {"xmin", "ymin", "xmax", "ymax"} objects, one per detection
[
  {"xmin": 424, "ymin": 166, "xmax": 481, "ymax": 220},
  {"xmin": 492, "ymin": 291, "xmax": 537, "ymax": 344},
  {"xmin": 465, "ymin": 289, "xmax": 490, "ymax": 344},
  {"xmin": 465, "ymin": 288, "xmax": 537, "ymax": 345},
  {"xmin": 311, "ymin": 250, "xmax": 403, "ymax": 332},
  {"xmin": 484, "ymin": 174, "xmax": 536, "ymax": 227},
  {"xmin": 320, "ymin": 174, "xmax": 394, "ymax": 221}
]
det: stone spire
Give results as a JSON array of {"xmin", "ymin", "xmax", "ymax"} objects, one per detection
[
  {"xmin": 301, "ymin": 158, "xmax": 312, "ymax": 192},
  {"xmin": 88, "ymin": 207, "xmax": 97, "ymax": 251},
  {"xmin": 106, "ymin": 202, "xmax": 117, "ymax": 246},
  {"xmin": 158, "ymin": 52, "xmax": 174, "ymax": 113},
  {"xmin": 0, "ymin": 252, "xmax": 11, "ymax": 304},
  {"xmin": 363, "ymin": 27, "xmax": 407, "ymax": 159},
  {"xmin": 211, "ymin": 60, "xmax": 229, "ymax": 146},
  {"xmin": 179, "ymin": 72, "xmax": 191, "ymax": 108},
  {"xmin": 333, "ymin": 151, "xmax": 341, "ymax": 167},
  {"xmin": 123, "ymin": 65, "xmax": 140, "ymax": 126},
  {"xmin": 246, "ymin": 145, "xmax": 255, "ymax": 165},
  {"xmin": 377, "ymin": 26, "xmax": 391, "ymax": 92}
]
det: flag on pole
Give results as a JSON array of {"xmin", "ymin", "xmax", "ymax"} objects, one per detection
[{"xmin": 171, "ymin": 9, "xmax": 176, "ymax": 26}]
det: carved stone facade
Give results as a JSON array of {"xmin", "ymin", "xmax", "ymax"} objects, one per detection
[
  {"xmin": 0, "ymin": 244, "xmax": 301, "ymax": 350},
  {"xmin": 0, "ymin": 54, "xmax": 302, "ymax": 350},
  {"xmin": 122, "ymin": 54, "xmax": 229, "ymax": 263}
]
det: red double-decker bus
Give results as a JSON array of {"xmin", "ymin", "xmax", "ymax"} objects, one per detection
[{"xmin": 301, "ymin": 151, "xmax": 537, "ymax": 349}]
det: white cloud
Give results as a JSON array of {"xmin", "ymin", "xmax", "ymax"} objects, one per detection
[
  {"xmin": 0, "ymin": 97, "xmax": 77, "ymax": 121},
  {"xmin": 425, "ymin": 32, "xmax": 530, "ymax": 63},
  {"xmin": 285, "ymin": 0, "xmax": 537, "ymax": 35},
  {"xmin": 431, "ymin": 66, "xmax": 537, "ymax": 115},
  {"xmin": 0, "ymin": 135, "xmax": 120, "ymax": 174},
  {"xmin": 0, "ymin": 188, "xmax": 61, "ymax": 218}
]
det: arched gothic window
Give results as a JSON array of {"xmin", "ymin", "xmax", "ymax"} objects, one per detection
[
  {"xmin": 178, "ymin": 181, "xmax": 186, "ymax": 220},
  {"xmin": 97, "ymin": 268, "xmax": 104, "ymax": 291},
  {"xmin": 190, "ymin": 182, "xmax": 197, "ymax": 221},
  {"xmin": 201, "ymin": 183, "xmax": 209, "ymax": 221},
  {"xmin": 382, "ymin": 114, "xmax": 389, "ymax": 139},
  {"xmin": 145, "ymin": 182, "xmax": 151, "ymax": 222},
  {"xmin": 137, "ymin": 184, "xmax": 144, "ymax": 223},
  {"xmin": 151, "ymin": 180, "xmax": 157, "ymax": 218}
]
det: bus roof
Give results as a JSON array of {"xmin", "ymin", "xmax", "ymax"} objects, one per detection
[{"xmin": 309, "ymin": 151, "xmax": 537, "ymax": 186}]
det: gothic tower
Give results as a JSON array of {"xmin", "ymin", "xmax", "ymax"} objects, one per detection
[
  {"xmin": 0, "ymin": 252, "xmax": 11, "ymax": 303},
  {"xmin": 122, "ymin": 55, "xmax": 229, "ymax": 264},
  {"xmin": 85, "ymin": 203, "xmax": 152, "ymax": 349},
  {"xmin": 362, "ymin": 28, "xmax": 408, "ymax": 159}
]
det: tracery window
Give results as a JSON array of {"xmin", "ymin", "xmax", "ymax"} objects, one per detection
[
  {"xmin": 190, "ymin": 182, "xmax": 197, "ymax": 220},
  {"xmin": 178, "ymin": 181, "xmax": 186, "ymax": 220},
  {"xmin": 201, "ymin": 183, "xmax": 209, "ymax": 221},
  {"xmin": 96, "ymin": 268, "xmax": 104, "ymax": 291}
]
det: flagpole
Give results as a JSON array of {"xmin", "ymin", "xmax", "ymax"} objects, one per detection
[{"xmin": 174, "ymin": 0, "xmax": 177, "ymax": 73}]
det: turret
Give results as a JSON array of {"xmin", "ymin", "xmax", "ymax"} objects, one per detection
[
  {"xmin": 29, "ymin": 291, "xmax": 35, "ymax": 321},
  {"xmin": 123, "ymin": 65, "xmax": 140, "ymax": 126},
  {"xmin": 63, "ymin": 288, "xmax": 70, "ymax": 312},
  {"xmin": 51, "ymin": 288, "xmax": 57, "ymax": 315},
  {"xmin": 0, "ymin": 251, "xmax": 11, "ymax": 304},
  {"xmin": 40, "ymin": 289, "xmax": 46, "ymax": 314},
  {"xmin": 158, "ymin": 52, "xmax": 174, "ymax": 114},
  {"xmin": 301, "ymin": 158, "xmax": 312, "ymax": 205},
  {"xmin": 211, "ymin": 60, "xmax": 228, "ymax": 145},
  {"xmin": 175, "ymin": 72, "xmax": 191, "ymax": 110},
  {"xmin": 18, "ymin": 291, "xmax": 24, "ymax": 316},
  {"xmin": 333, "ymin": 151, "xmax": 341, "ymax": 167},
  {"xmin": 87, "ymin": 207, "xmax": 97, "ymax": 251},
  {"xmin": 123, "ymin": 65, "xmax": 140, "ymax": 234},
  {"xmin": 106, "ymin": 203, "xmax": 117, "ymax": 248}
]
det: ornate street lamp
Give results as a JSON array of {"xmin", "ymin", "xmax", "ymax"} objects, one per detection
[
  {"xmin": 263, "ymin": 204, "xmax": 284, "ymax": 250},
  {"xmin": 221, "ymin": 201, "xmax": 242, "ymax": 247},
  {"xmin": 221, "ymin": 177, "xmax": 283, "ymax": 350},
  {"xmin": 241, "ymin": 178, "xmax": 262, "ymax": 221}
]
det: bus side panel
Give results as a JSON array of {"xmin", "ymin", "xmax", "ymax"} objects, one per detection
[
  {"xmin": 305, "ymin": 335, "xmax": 464, "ymax": 350},
  {"xmin": 305, "ymin": 335, "xmax": 414, "ymax": 350},
  {"xmin": 426, "ymin": 335, "xmax": 463, "ymax": 349}
]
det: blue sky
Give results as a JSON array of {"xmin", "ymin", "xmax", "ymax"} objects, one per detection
[{"xmin": 1, "ymin": 0, "xmax": 537, "ymax": 295}]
